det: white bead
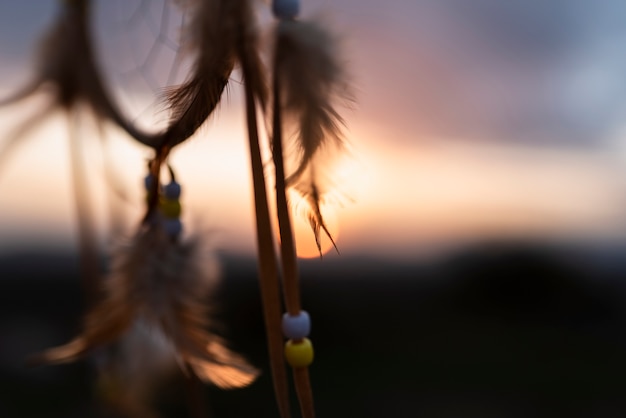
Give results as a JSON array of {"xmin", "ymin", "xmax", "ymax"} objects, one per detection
[
  {"xmin": 282, "ymin": 311, "xmax": 310, "ymax": 339},
  {"xmin": 163, "ymin": 218, "xmax": 183, "ymax": 238},
  {"xmin": 272, "ymin": 0, "xmax": 299, "ymax": 19},
  {"xmin": 163, "ymin": 181, "xmax": 181, "ymax": 199}
]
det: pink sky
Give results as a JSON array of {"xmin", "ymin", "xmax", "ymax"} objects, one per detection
[
  {"xmin": 0, "ymin": 96, "xmax": 623, "ymax": 259},
  {"xmin": 1, "ymin": 1, "xmax": 626, "ymax": 259}
]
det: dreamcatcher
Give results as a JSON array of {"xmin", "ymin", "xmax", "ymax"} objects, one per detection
[{"xmin": 1, "ymin": 0, "xmax": 351, "ymax": 417}]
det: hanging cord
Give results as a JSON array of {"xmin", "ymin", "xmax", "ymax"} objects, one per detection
[
  {"xmin": 273, "ymin": 61, "xmax": 316, "ymax": 418},
  {"xmin": 272, "ymin": 0, "xmax": 351, "ymax": 415},
  {"xmin": 271, "ymin": 2, "xmax": 317, "ymax": 418},
  {"xmin": 235, "ymin": 0, "xmax": 292, "ymax": 415},
  {"xmin": 243, "ymin": 71, "xmax": 292, "ymax": 418}
]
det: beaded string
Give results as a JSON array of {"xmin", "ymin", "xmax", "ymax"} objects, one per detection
[
  {"xmin": 144, "ymin": 164, "xmax": 183, "ymax": 241},
  {"xmin": 271, "ymin": 1, "xmax": 316, "ymax": 418},
  {"xmin": 20, "ymin": 2, "xmax": 295, "ymax": 417}
]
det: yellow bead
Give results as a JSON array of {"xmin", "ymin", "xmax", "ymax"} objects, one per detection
[
  {"xmin": 284, "ymin": 338, "xmax": 314, "ymax": 368},
  {"xmin": 160, "ymin": 198, "xmax": 181, "ymax": 218}
]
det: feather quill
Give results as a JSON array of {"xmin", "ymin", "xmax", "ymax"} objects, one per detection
[
  {"xmin": 33, "ymin": 225, "xmax": 258, "ymax": 389},
  {"xmin": 291, "ymin": 167, "xmax": 339, "ymax": 254},
  {"xmin": 274, "ymin": 19, "xmax": 350, "ymax": 253}
]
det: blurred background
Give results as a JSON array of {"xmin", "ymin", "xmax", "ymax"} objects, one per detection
[{"xmin": 2, "ymin": 0, "xmax": 626, "ymax": 417}]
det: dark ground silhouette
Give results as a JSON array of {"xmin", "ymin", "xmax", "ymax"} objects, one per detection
[{"xmin": 1, "ymin": 240, "xmax": 626, "ymax": 418}]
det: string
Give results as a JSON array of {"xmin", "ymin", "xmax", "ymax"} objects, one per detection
[{"xmin": 271, "ymin": 2, "xmax": 318, "ymax": 417}]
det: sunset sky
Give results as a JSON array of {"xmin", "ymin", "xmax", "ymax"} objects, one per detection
[{"xmin": 1, "ymin": 0, "xmax": 626, "ymax": 259}]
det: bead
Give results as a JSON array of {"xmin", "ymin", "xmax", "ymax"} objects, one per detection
[
  {"xmin": 272, "ymin": 0, "xmax": 299, "ymax": 19},
  {"xmin": 144, "ymin": 174, "xmax": 155, "ymax": 191},
  {"xmin": 160, "ymin": 198, "xmax": 181, "ymax": 219},
  {"xmin": 282, "ymin": 311, "xmax": 311, "ymax": 340},
  {"xmin": 163, "ymin": 181, "xmax": 181, "ymax": 199},
  {"xmin": 284, "ymin": 338, "xmax": 314, "ymax": 368},
  {"xmin": 163, "ymin": 218, "xmax": 183, "ymax": 238}
]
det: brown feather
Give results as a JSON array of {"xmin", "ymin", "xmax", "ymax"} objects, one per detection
[
  {"xmin": 163, "ymin": 0, "xmax": 242, "ymax": 147},
  {"xmin": 164, "ymin": 0, "xmax": 267, "ymax": 146},
  {"xmin": 33, "ymin": 224, "xmax": 257, "ymax": 388},
  {"xmin": 188, "ymin": 340, "xmax": 259, "ymax": 389},
  {"xmin": 274, "ymin": 19, "xmax": 350, "ymax": 251}
]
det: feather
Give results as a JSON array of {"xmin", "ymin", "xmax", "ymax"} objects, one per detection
[
  {"xmin": 163, "ymin": 0, "xmax": 242, "ymax": 146},
  {"xmin": 33, "ymin": 224, "xmax": 258, "ymax": 388},
  {"xmin": 292, "ymin": 172, "xmax": 339, "ymax": 256},
  {"xmin": 273, "ymin": 19, "xmax": 350, "ymax": 252},
  {"xmin": 188, "ymin": 341, "xmax": 259, "ymax": 389}
]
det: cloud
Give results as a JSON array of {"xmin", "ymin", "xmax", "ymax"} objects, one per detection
[
  {"xmin": 3, "ymin": 1, "xmax": 626, "ymax": 148},
  {"xmin": 343, "ymin": 0, "xmax": 626, "ymax": 147}
]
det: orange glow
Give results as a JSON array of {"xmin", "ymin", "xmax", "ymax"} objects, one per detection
[
  {"xmin": 292, "ymin": 204, "xmax": 340, "ymax": 259},
  {"xmin": 269, "ymin": 194, "xmax": 340, "ymax": 259},
  {"xmin": 0, "ymin": 101, "xmax": 625, "ymax": 257}
]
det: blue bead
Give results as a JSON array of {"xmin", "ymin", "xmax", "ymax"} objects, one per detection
[
  {"xmin": 144, "ymin": 174, "xmax": 155, "ymax": 191},
  {"xmin": 282, "ymin": 311, "xmax": 311, "ymax": 339},
  {"xmin": 272, "ymin": 0, "xmax": 299, "ymax": 19},
  {"xmin": 163, "ymin": 181, "xmax": 181, "ymax": 199},
  {"xmin": 163, "ymin": 218, "xmax": 183, "ymax": 238}
]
